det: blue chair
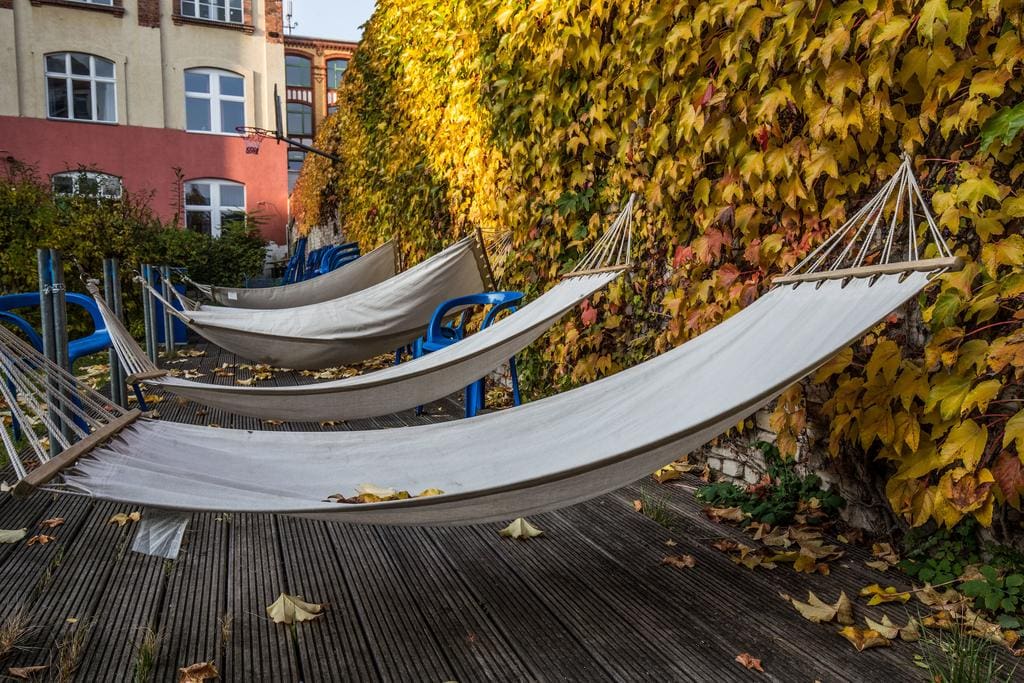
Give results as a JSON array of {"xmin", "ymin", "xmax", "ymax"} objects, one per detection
[
  {"xmin": 283, "ymin": 236, "xmax": 308, "ymax": 284},
  {"xmin": 412, "ymin": 291, "xmax": 524, "ymax": 417},
  {"xmin": 318, "ymin": 242, "xmax": 361, "ymax": 275},
  {"xmin": 0, "ymin": 292, "xmax": 111, "ymax": 366}
]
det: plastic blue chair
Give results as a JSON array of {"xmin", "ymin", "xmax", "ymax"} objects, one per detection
[
  {"xmin": 413, "ymin": 291, "xmax": 524, "ymax": 417},
  {"xmin": 283, "ymin": 236, "xmax": 308, "ymax": 284},
  {"xmin": 0, "ymin": 292, "xmax": 111, "ymax": 365}
]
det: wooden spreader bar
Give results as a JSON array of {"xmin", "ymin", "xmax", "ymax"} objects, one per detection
[
  {"xmin": 772, "ymin": 256, "xmax": 962, "ymax": 286},
  {"xmin": 125, "ymin": 369, "xmax": 169, "ymax": 384},
  {"xmin": 13, "ymin": 409, "xmax": 143, "ymax": 497}
]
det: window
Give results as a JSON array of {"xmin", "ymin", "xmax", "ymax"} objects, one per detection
[
  {"xmin": 180, "ymin": 0, "xmax": 242, "ymax": 24},
  {"xmin": 287, "ymin": 149, "xmax": 306, "ymax": 172},
  {"xmin": 327, "ymin": 105, "xmax": 338, "ymax": 116},
  {"xmin": 52, "ymin": 171, "xmax": 122, "ymax": 199},
  {"xmin": 184, "ymin": 179, "xmax": 245, "ymax": 237},
  {"xmin": 73, "ymin": 0, "xmax": 114, "ymax": 5},
  {"xmin": 184, "ymin": 68, "xmax": 244, "ymax": 134},
  {"xmin": 326, "ymin": 59, "xmax": 348, "ymax": 90},
  {"xmin": 285, "ymin": 55, "xmax": 312, "ymax": 88},
  {"xmin": 45, "ymin": 53, "xmax": 116, "ymax": 123},
  {"xmin": 286, "ymin": 102, "xmax": 313, "ymax": 138}
]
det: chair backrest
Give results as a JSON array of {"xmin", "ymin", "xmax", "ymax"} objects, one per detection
[
  {"xmin": 425, "ymin": 291, "xmax": 525, "ymax": 343},
  {"xmin": 284, "ymin": 236, "xmax": 308, "ymax": 284},
  {"xmin": 320, "ymin": 242, "xmax": 361, "ymax": 275},
  {"xmin": 0, "ymin": 292, "xmax": 109, "ymax": 360}
]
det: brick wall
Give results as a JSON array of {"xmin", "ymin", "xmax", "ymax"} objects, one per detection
[
  {"xmin": 265, "ymin": 0, "xmax": 283, "ymax": 42},
  {"xmin": 138, "ymin": 0, "xmax": 159, "ymax": 27}
]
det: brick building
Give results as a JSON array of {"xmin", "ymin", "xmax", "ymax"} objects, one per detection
[{"xmin": 0, "ymin": 0, "xmax": 290, "ymax": 244}]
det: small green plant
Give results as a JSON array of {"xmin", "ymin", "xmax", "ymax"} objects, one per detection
[
  {"xmin": 696, "ymin": 442, "xmax": 844, "ymax": 525},
  {"xmin": 900, "ymin": 519, "xmax": 982, "ymax": 585},
  {"xmin": 960, "ymin": 567, "xmax": 1024, "ymax": 631},
  {"xmin": 54, "ymin": 622, "xmax": 89, "ymax": 683},
  {"xmin": 133, "ymin": 627, "xmax": 160, "ymax": 683},
  {"xmin": 637, "ymin": 488, "xmax": 676, "ymax": 529},
  {"xmin": 915, "ymin": 618, "xmax": 1019, "ymax": 683}
]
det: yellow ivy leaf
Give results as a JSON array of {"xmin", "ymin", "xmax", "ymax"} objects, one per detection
[
  {"xmin": 813, "ymin": 347, "xmax": 854, "ymax": 383},
  {"xmin": 1004, "ymin": 409, "xmax": 1024, "ymax": 452},
  {"xmin": 940, "ymin": 420, "xmax": 989, "ymax": 470},
  {"xmin": 960, "ymin": 379, "xmax": 1002, "ymax": 416}
]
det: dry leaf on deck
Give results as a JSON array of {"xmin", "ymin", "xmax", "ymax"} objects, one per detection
[
  {"xmin": 704, "ymin": 506, "xmax": 747, "ymax": 523},
  {"xmin": 864, "ymin": 615, "xmax": 900, "ymax": 640},
  {"xmin": 837, "ymin": 626, "xmax": 891, "ymax": 651},
  {"xmin": 783, "ymin": 591, "xmax": 840, "ymax": 623},
  {"xmin": 418, "ymin": 488, "xmax": 444, "ymax": 497},
  {"xmin": 653, "ymin": 466, "xmax": 681, "ymax": 484},
  {"xmin": 499, "ymin": 518, "xmax": 543, "ymax": 540},
  {"xmin": 859, "ymin": 584, "xmax": 910, "ymax": 605},
  {"xmin": 632, "ymin": 499, "xmax": 643, "ymax": 513},
  {"xmin": 39, "ymin": 518, "xmax": 64, "ymax": 529},
  {"xmin": 864, "ymin": 560, "xmax": 891, "ymax": 571},
  {"xmin": 26, "ymin": 535, "xmax": 54, "ymax": 546},
  {"xmin": 734, "ymin": 653, "xmax": 764, "ymax": 672},
  {"xmin": 266, "ymin": 593, "xmax": 323, "ymax": 624},
  {"xmin": 664, "ymin": 539, "xmax": 677, "ymax": 547},
  {"xmin": 178, "ymin": 661, "xmax": 219, "ymax": 682},
  {"xmin": 660, "ymin": 554, "xmax": 696, "ymax": 569},
  {"xmin": 0, "ymin": 528, "xmax": 27, "ymax": 544},
  {"xmin": 108, "ymin": 512, "xmax": 141, "ymax": 527},
  {"xmin": 8, "ymin": 665, "xmax": 48, "ymax": 680},
  {"xmin": 711, "ymin": 538, "xmax": 738, "ymax": 552}
]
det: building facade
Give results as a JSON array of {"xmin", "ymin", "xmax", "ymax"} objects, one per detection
[
  {"xmin": 281, "ymin": 34, "xmax": 356, "ymax": 192},
  {"xmin": 0, "ymin": 0, "xmax": 290, "ymax": 244}
]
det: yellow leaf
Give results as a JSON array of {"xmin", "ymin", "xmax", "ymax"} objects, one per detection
[
  {"xmin": 865, "ymin": 340, "xmax": 900, "ymax": 383},
  {"xmin": 1004, "ymin": 409, "xmax": 1024, "ymax": 452},
  {"xmin": 858, "ymin": 584, "xmax": 910, "ymax": 605},
  {"xmin": 499, "ymin": 517, "xmax": 543, "ymax": 540},
  {"xmin": 940, "ymin": 420, "xmax": 989, "ymax": 470},
  {"xmin": 838, "ymin": 625, "xmax": 891, "ymax": 651},
  {"xmin": 864, "ymin": 615, "xmax": 900, "ymax": 640},
  {"xmin": 961, "ymin": 379, "xmax": 1002, "ymax": 416},
  {"xmin": 813, "ymin": 348, "xmax": 853, "ymax": 383},
  {"xmin": 653, "ymin": 466, "xmax": 682, "ymax": 484},
  {"xmin": 108, "ymin": 512, "xmax": 142, "ymax": 527},
  {"xmin": 266, "ymin": 593, "xmax": 323, "ymax": 624},
  {"xmin": 417, "ymin": 488, "xmax": 445, "ymax": 497}
]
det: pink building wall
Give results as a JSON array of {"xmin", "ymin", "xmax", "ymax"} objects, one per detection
[{"xmin": 0, "ymin": 115, "xmax": 289, "ymax": 244}]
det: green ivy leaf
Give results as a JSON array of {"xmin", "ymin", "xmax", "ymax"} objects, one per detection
[{"xmin": 979, "ymin": 101, "xmax": 1024, "ymax": 151}]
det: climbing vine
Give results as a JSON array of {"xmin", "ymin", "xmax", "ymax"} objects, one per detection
[{"xmin": 294, "ymin": 0, "xmax": 1024, "ymax": 532}]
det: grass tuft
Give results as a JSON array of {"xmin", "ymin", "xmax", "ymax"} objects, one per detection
[
  {"xmin": 54, "ymin": 621, "xmax": 90, "ymax": 683},
  {"xmin": 915, "ymin": 618, "xmax": 1019, "ymax": 683},
  {"xmin": 637, "ymin": 488, "xmax": 677, "ymax": 529},
  {"xmin": 133, "ymin": 626, "xmax": 161, "ymax": 683},
  {"xmin": 0, "ymin": 610, "xmax": 33, "ymax": 661}
]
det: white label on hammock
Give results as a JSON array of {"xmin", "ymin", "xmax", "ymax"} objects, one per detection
[{"xmin": 228, "ymin": 292, "xmax": 238, "ymax": 300}]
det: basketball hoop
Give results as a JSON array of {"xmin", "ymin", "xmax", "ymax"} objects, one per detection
[{"xmin": 236, "ymin": 126, "xmax": 274, "ymax": 155}]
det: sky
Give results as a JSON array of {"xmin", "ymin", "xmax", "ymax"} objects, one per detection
[{"xmin": 287, "ymin": 0, "xmax": 376, "ymax": 42}]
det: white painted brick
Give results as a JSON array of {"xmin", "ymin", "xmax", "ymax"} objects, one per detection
[
  {"xmin": 742, "ymin": 467, "xmax": 761, "ymax": 484},
  {"xmin": 722, "ymin": 459, "xmax": 742, "ymax": 477}
]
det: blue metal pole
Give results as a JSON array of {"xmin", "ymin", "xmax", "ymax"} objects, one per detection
[{"xmin": 36, "ymin": 249, "xmax": 59, "ymax": 457}]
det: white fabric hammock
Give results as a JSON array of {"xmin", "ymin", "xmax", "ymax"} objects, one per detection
[
  {"xmin": 184, "ymin": 241, "xmax": 396, "ymax": 309},
  {"xmin": 96, "ymin": 271, "xmax": 622, "ymax": 421},
  {"xmin": 148, "ymin": 237, "xmax": 489, "ymax": 369},
  {"xmin": 62, "ymin": 272, "xmax": 932, "ymax": 525}
]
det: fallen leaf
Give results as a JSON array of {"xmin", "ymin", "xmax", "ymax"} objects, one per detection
[
  {"xmin": 178, "ymin": 661, "xmax": 219, "ymax": 682},
  {"xmin": 711, "ymin": 538, "xmax": 738, "ymax": 552},
  {"xmin": 108, "ymin": 512, "xmax": 142, "ymax": 527},
  {"xmin": 704, "ymin": 506, "xmax": 747, "ymax": 523},
  {"xmin": 915, "ymin": 584, "xmax": 963, "ymax": 608},
  {"xmin": 899, "ymin": 618, "xmax": 921, "ymax": 642},
  {"xmin": 266, "ymin": 593, "xmax": 323, "ymax": 624},
  {"xmin": 0, "ymin": 528, "xmax": 27, "ymax": 544},
  {"xmin": 653, "ymin": 466, "xmax": 681, "ymax": 483},
  {"xmin": 664, "ymin": 539, "xmax": 677, "ymax": 547},
  {"xmin": 26, "ymin": 535, "xmax": 54, "ymax": 546},
  {"xmin": 784, "ymin": 591, "xmax": 840, "ymax": 623},
  {"xmin": 864, "ymin": 615, "xmax": 900, "ymax": 640},
  {"xmin": 417, "ymin": 488, "xmax": 445, "ymax": 497},
  {"xmin": 632, "ymin": 499, "xmax": 643, "ymax": 513},
  {"xmin": 735, "ymin": 653, "xmax": 764, "ymax": 672},
  {"xmin": 264, "ymin": 419, "xmax": 284, "ymax": 426},
  {"xmin": 499, "ymin": 518, "xmax": 543, "ymax": 540},
  {"xmin": 834, "ymin": 591, "xmax": 855, "ymax": 625},
  {"xmin": 660, "ymin": 554, "xmax": 696, "ymax": 569},
  {"xmin": 859, "ymin": 584, "xmax": 910, "ymax": 605},
  {"xmin": 838, "ymin": 626, "xmax": 891, "ymax": 651},
  {"xmin": 864, "ymin": 560, "xmax": 891, "ymax": 571},
  {"xmin": 8, "ymin": 665, "xmax": 48, "ymax": 680},
  {"xmin": 1, "ymin": 481, "xmax": 11, "ymax": 493},
  {"xmin": 871, "ymin": 542, "xmax": 899, "ymax": 566},
  {"xmin": 39, "ymin": 518, "xmax": 64, "ymax": 529}
]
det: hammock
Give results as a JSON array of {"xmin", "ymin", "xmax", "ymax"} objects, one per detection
[
  {"xmin": 92, "ymin": 200, "xmax": 637, "ymax": 421},
  {"xmin": 180, "ymin": 241, "xmax": 397, "ymax": 310},
  {"xmin": 1, "ymin": 158, "xmax": 959, "ymax": 527},
  {"xmin": 144, "ymin": 237, "xmax": 491, "ymax": 369}
]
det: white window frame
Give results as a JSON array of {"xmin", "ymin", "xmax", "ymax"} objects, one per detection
[
  {"xmin": 179, "ymin": 0, "xmax": 243, "ymax": 24},
  {"xmin": 73, "ymin": 0, "xmax": 114, "ymax": 5},
  {"xmin": 184, "ymin": 68, "xmax": 245, "ymax": 135},
  {"xmin": 52, "ymin": 171, "xmax": 123, "ymax": 199},
  {"xmin": 44, "ymin": 52, "xmax": 117, "ymax": 124},
  {"xmin": 184, "ymin": 179, "xmax": 245, "ymax": 238}
]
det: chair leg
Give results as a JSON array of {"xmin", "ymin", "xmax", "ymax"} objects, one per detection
[
  {"xmin": 464, "ymin": 384, "xmax": 474, "ymax": 418},
  {"xmin": 509, "ymin": 356, "xmax": 521, "ymax": 406},
  {"xmin": 394, "ymin": 347, "xmax": 403, "ymax": 366},
  {"xmin": 132, "ymin": 383, "xmax": 150, "ymax": 412}
]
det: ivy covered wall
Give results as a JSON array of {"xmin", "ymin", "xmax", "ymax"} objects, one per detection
[{"xmin": 293, "ymin": 0, "xmax": 1024, "ymax": 534}]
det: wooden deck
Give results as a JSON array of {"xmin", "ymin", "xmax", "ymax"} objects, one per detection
[{"xmin": 0, "ymin": 343, "xmax": 929, "ymax": 681}]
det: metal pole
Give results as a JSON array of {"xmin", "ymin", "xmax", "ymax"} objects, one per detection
[
  {"xmin": 36, "ymin": 249, "xmax": 59, "ymax": 458},
  {"xmin": 160, "ymin": 265, "xmax": 174, "ymax": 355},
  {"xmin": 48, "ymin": 250, "xmax": 74, "ymax": 443},
  {"xmin": 111, "ymin": 257, "xmax": 127, "ymax": 407},
  {"xmin": 103, "ymin": 258, "xmax": 125, "ymax": 407},
  {"xmin": 147, "ymin": 265, "xmax": 161, "ymax": 361},
  {"xmin": 141, "ymin": 264, "xmax": 157, "ymax": 363}
]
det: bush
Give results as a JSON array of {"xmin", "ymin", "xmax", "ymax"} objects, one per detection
[{"xmin": 0, "ymin": 158, "xmax": 267, "ymax": 334}]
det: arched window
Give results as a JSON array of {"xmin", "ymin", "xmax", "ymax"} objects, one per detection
[
  {"xmin": 286, "ymin": 102, "xmax": 313, "ymax": 138},
  {"xmin": 326, "ymin": 58, "xmax": 348, "ymax": 90},
  {"xmin": 184, "ymin": 68, "xmax": 245, "ymax": 134},
  {"xmin": 45, "ymin": 53, "xmax": 116, "ymax": 123},
  {"xmin": 184, "ymin": 179, "xmax": 245, "ymax": 237},
  {"xmin": 52, "ymin": 171, "xmax": 122, "ymax": 199},
  {"xmin": 285, "ymin": 54, "xmax": 312, "ymax": 88}
]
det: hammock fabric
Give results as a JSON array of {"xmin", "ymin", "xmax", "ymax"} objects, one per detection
[
  {"xmin": 184, "ymin": 241, "xmax": 397, "ymax": 310},
  {"xmin": 1, "ymin": 159, "xmax": 960, "ymax": 527},
  {"xmin": 97, "ymin": 200, "xmax": 637, "ymax": 421},
  {"xmin": 148, "ymin": 237, "xmax": 489, "ymax": 369}
]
